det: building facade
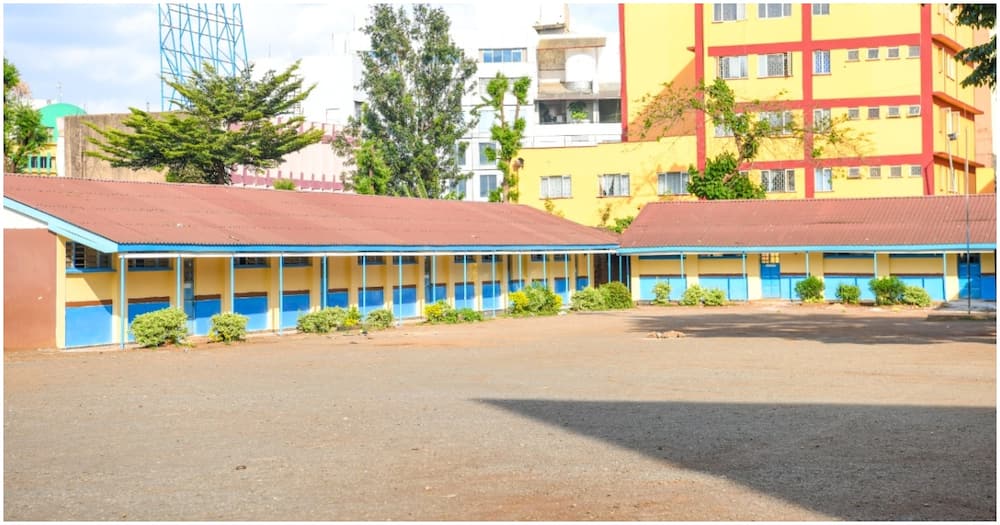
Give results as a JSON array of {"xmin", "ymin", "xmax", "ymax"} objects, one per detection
[
  {"xmin": 19, "ymin": 102, "xmax": 87, "ymax": 176},
  {"xmin": 518, "ymin": 3, "xmax": 993, "ymax": 226}
]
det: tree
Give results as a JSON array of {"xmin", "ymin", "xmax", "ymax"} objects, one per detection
[
  {"xmin": 86, "ymin": 61, "xmax": 322, "ymax": 184},
  {"xmin": 335, "ymin": 4, "xmax": 477, "ymax": 198},
  {"xmin": 3, "ymin": 58, "xmax": 49, "ymax": 173},
  {"xmin": 640, "ymin": 77, "xmax": 869, "ymax": 199},
  {"xmin": 481, "ymin": 73, "xmax": 531, "ymax": 202},
  {"xmin": 950, "ymin": 4, "xmax": 996, "ymax": 90}
]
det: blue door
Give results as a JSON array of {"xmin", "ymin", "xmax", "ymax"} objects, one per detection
[
  {"xmin": 959, "ymin": 254, "xmax": 982, "ymax": 299},
  {"xmin": 182, "ymin": 259, "xmax": 195, "ymax": 334},
  {"xmin": 760, "ymin": 262, "xmax": 781, "ymax": 299},
  {"xmin": 455, "ymin": 282, "xmax": 475, "ymax": 310},
  {"xmin": 392, "ymin": 285, "xmax": 418, "ymax": 318},
  {"xmin": 482, "ymin": 281, "xmax": 501, "ymax": 310},
  {"xmin": 554, "ymin": 277, "xmax": 570, "ymax": 303}
]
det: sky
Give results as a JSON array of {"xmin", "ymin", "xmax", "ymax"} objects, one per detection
[{"xmin": 2, "ymin": 2, "xmax": 619, "ymax": 115}]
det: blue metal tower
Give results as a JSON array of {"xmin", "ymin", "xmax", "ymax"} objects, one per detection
[{"xmin": 158, "ymin": 3, "xmax": 249, "ymax": 111}]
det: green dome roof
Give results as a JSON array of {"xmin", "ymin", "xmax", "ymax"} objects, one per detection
[{"xmin": 38, "ymin": 103, "xmax": 87, "ymax": 140}]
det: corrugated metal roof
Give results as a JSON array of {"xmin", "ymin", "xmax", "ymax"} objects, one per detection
[
  {"xmin": 621, "ymin": 195, "xmax": 997, "ymax": 250},
  {"xmin": 4, "ymin": 175, "xmax": 618, "ymax": 250}
]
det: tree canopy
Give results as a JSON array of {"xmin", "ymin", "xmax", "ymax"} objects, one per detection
[
  {"xmin": 949, "ymin": 3, "xmax": 996, "ymax": 90},
  {"xmin": 335, "ymin": 4, "xmax": 477, "ymax": 198},
  {"xmin": 86, "ymin": 61, "xmax": 322, "ymax": 184},
  {"xmin": 481, "ymin": 73, "xmax": 531, "ymax": 202},
  {"xmin": 3, "ymin": 58, "xmax": 49, "ymax": 173}
]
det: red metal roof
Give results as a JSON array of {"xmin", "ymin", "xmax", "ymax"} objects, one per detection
[
  {"xmin": 4, "ymin": 175, "xmax": 618, "ymax": 249},
  {"xmin": 621, "ymin": 194, "xmax": 997, "ymax": 250}
]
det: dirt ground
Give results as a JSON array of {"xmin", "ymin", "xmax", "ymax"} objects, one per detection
[{"xmin": 4, "ymin": 303, "xmax": 996, "ymax": 521}]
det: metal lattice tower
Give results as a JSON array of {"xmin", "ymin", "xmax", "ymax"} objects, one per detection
[{"xmin": 158, "ymin": 3, "xmax": 248, "ymax": 111}]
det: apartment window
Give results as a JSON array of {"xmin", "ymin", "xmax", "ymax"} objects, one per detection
[
  {"xmin": 760, "ymin": 169, "xmax": 796, "ymax": 193},
  {"xmin": 847, "ymin": 107, "xmax": 860, "ymax": 120},
  {"xmin": 479, "ymin": 174, "xmax": 498, "ymax": 199},
  {"xmin": 235, "ymin": 257, "xmax": 269, "ymax": 267},
  {"xmin": 758, "ymin": 3, "xmax": 791, "ymax": 18},
  {"xmin": 127, "ymin": 258, "xmax": 171, "ymax": 271},
  {"xmin": 813, "ymin": 50, "xmax": 831, "ymax": 74},
  {"xmin": 814, "ymin": 168, "xmax": 833, "ymax": 192},
  {"xmin": 867, "ymin": 107, "xmax": 880, "ymax": 119},
  {"xmin": 477, "ymin": 109, "xmax": 495, "ymax": 134},
  {"xmin": 540, "ymin": 175, "xmax": 572, "ymax": 199},
  {"xmin": 713, "ymin": 3, "xmax": 746, "ymax": 22},
  {"xmin": 760, "ymin": 110, "xmax": 794, "ymax": 134},
  {"xmin": 944, "ymin": 108, "xmax": 954, "ymax": 134},
  {"xmin": 812, "ymin": 3, "xmax": 830, "ymax": 15},
  {"xmin": 887, "ymin": 47, "xmax": 900, "ymax": 59},
  {"xmin": 758, "ymin": 52, "xmax": 792, "ymax": 78},
  {"xmin": 866, "ymin": 48, "xmax": 880, "ymax": 60},
  {"xmin": 910, "ymin": 165, "xmax": 922, "ymax": 177},
  {"xmin": 65, "ymin": 242, "xmax": 112, "ymax": 271},
  {"xmin": 480, "ymin": 48, "xmax": 525, "ymax": 64},
  {"xmin": 887, "ymin": 106, "xmax": 901, "ymax": 118},
  {"xmin": 890, "ymin": 166, "xmax": 903, "ymax": 178},
  {"xmin": 869, "ymin": 167, "xmax": 881, "ymax": 179},
  {"xmin": 599, "ymin": 173, "xmax": 630, "ymax": 197},
  {"xmin": 478, "ymin": 142, "xmax": 496, "ymax": 166},
  {"xmin": 908, "ymin": 45, "xmax": 920, "ymax": 58},
  {"xmin": 846, "ymin": 49, "xmax": 859, "ymax": 62},
  {"xmin": 715, "ymin": 121, "xmax": 735, "ymax": 137},
  {"xmin": 946, "ymin": 55, "xmax": 956, "ymax": 79},
  {"xmin": 718, "ymin": 55, "xmax": 748, "ymax": 79},
  {"xmin": 907, "ymin": 105, "xmax": 921, "ymax": 117},
  {"xmin": 455, "ymin": 142, "xmax": 468, "ymax": 167},
  {"xmin": 283, "ymin": 256, "xmax": 312, "ymax": 267},
  {"xmin": 814, "ymin": 108, "xmax": 832, "ymax": 132},
  {"xmin": 599, "ymin": 99, "xmax": 622, "ymax": 124},
  {"xmin": 447, "ymin": 178, "xmax": 467, "ymax": 198},
  {"xmin": 357, "ymin": 256, "xmax": 385, "ymax": 266},
  {"xmin": 657, "ymin": 172, "xmax": 689, "ymax": 195}
]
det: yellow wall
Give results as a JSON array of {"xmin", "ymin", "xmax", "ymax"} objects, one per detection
[{"xmin": 812, "ymin": 4, "xmax": 921, "ymax": 41}]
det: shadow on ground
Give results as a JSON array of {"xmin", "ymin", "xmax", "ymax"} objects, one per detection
[
  {"xmin": 479, "ymin": 399, "xmax": 996, "ymax": 521},
  {"xmin": 627, "ymin": 311, "xmax": 997, "ymax": 346}
]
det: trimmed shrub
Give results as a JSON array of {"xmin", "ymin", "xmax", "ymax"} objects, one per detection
[
  {"xmin": 599, "ymin": 281, "xmax": 634, "ymax": 309},
  {"xmin": 129, "ymin": 307, "xmax": 188, "ymax": 348},
  {"xmin": 703, "ymin": 288, "xmax": 727, "ymax": 306},
  {"xmin": 680, "ymin": 285, "xmax": 706, "ymax": 306},
  {"xmin": 869, "ymin": 276, "xmax": 906, "ymax": 305},
  {"xmin": 570, "ymin": 287, "xmax": 605, "ymax": 311},
  {"xmin": 795, "ymin": 275, "xmax": 825, "ymax": 302},
  {"xmin": 273, "ymin": 178, "xmax": 296, "ymax": 190},
  {"xmin": 651, "ymin": 282, "xmax": 672, "ymax": 305},
  {"xmin": 836, "ymin": 284, "xmax": 861, "ymax": 305},
  {"xmin": 456, "ymin": 308, "xmax": 484, "ymax": 322},
  {"xmin": 342, "ymin": 306, "xmax": 362, "ymax": 328},
  {"xmin": 901, "ymin": 285, "xmax": 932, "ymax": 307},
  {"xmin": 364, "ymin": 308, "xmax": 394, "ymax": 330},
  {"xmin": 209, "ymin": 312, "xmax": 248, "ymax": 343},
  {"xmin": 425, "ymin": 300, "xmax": 458, "ymax": 323},
  {"xmin": 297, "ymin": 307, "xmax": 348, "ymax": 333},
  {"xmin": 510, "ymin": 284, "xmax": 561, "ymax": 316}
]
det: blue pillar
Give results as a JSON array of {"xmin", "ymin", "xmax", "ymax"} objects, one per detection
[
  {"xmin": 229, "ymin": 256, "xmax": 235, "ymax": 313},
  {"xmin": 463, "ymin": 255, "xmax": 468, "ymax": 307},
  {"xmin": 491, "ymin": 252, "xmax": 497, "ymax": 314},
  {"xmin": 321, "ymin": 257, "xmax": 328, "ymax": 309},
  {"xmin": 805, "ymin": 251, "xmax": 810, "ymax": 276},
  {"xmin": 431, "ymin": 255, "xmax": 437, "ymax": 303},
  {"xmin": 278, "ymin": 255, "xmax": 284, "ymax": 335},
  {"xmin": 587, "ymin": 253, "xmax": 592, "ymax": 287},
  {"xmin": 175, "ymin": 256, "xmax": 182, "ymax": 309},
  {"xmin": 563, "ymin": 255, "xmax": 569, "ymax": 290},
  {"xmin": 518, "ymin": 254, "xmax": 523, "ymax": 282},
  {"xmin": 542, "ymin": 255, "xmax": 547, "ymax": 288},
  {"xmin": 362, "ymin": 256, "xmax": 367, "ymax": 312},
  {"xmin": 119, "ymin": 256, "xmax": 126, "ymax": 349},
  {"xmin": 680, "ymin": 253, "xmax": 686, "ymax": 276},
  {"xmin": 742, "ymin": 252, "xmax": 748, "ymax": 301},
  {"xmin": 397, "ymin": 255, "xmax": 402, "ymax": 320},
  {"xmin": 607, "ymin": 253, "xmax": 611, "ymax": 282},
  {"xmin": 618, "ymin": 255, "xmax": 623, "ymax": 282},
  {"xmin": 873, "ymin": 252, "xmax": 878, "ymax": 278}
]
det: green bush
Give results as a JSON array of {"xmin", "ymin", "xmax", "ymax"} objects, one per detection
[
  {"xmin": 129, "ymin": 307, "xmax": 188, "ymax": 348},
  {"xmin": 703, "ymin": 288, "xmax": 727, "ymax": 306},
  {"xmin": 836, "ymin": 284, "xmax": 861, "ymax": 304},
  {"xmin": 651, "ymin": 282, "xmax": 672, "ymax": 305},
  {"xmin": 794, "ymin": 275, "xmax": 825, "ymax": 302},
  {"xmin": 209, "ymin": 312, "xmax": 248, "ymax": 343},
  {"xmin": 342, "ymin": 306, "xmax": 362, "ymax": 328},
  {"xmin": 570, "ymin": 287, "xmax": 605, "ymax": 311},
  {"xmin": 680, "ymin": 285, "xmax": 705, "ymax": 306},
  {"xmin": 273, "ymin": 178, "xmax": 296, "ymax": 190},
  {"xmin": 599, "ymin": 281, "xmax": 634, "ymax": 309},
  {"xmin": 869, "ymin": 276, "xmax": 906, "ymax": 305},
  {"xmin": 424, "ymin": 300, "xmax": 458, "ymax": 323},
  {"xmin": 510, "ymin": 284, "xmax": 561, "ymax": 316},
  {"xmin": 297, "ymin": 307, "xmax": 346, "ymax": 333},
  {"xmin": 364, "ymin": 308, "xmax": 395, "ymax": 330},
  {"xmin": 456, "ymin": 308, "xmax": 484, "ymax": 322},
  {"xmin": 901, "ymin": 285, "xmax": 932, "ymax": 307}
]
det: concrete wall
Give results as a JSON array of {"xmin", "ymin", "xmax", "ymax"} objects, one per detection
[{"xmin": 62, "ymin": 113, "xmax": 167, "ymax": 181}]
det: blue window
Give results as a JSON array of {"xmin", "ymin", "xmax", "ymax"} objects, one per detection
[
  {"xmin": 553, "ymin": 254, "xmax": 569, "ymax": 262},
  {"xmin": 454, "ymin": 255, "xmax": 474, "ymax": 264},
  {"xmin": 530, "ymin": 254, "xmax": 547, "ymax": 262},
  {"xmin": 394, "ymin": 256, "xmax": 417, "ymax": 265},
  {"xmin": 480, "ymin": 174, "xmax": 498, "ymax": 198},
  {"xmin": 481, "ymin": 254, "xmax": 500, "ymax": 263},
  {"xmin": 283, "ymin": 256, "xmax": 311, "ymax": 267},
  {"xmin": 235, "ymin": 257, "xmax": 269, "ymax": 268},
  {"xmin": 814, "ymin": 168, "xmax": 833, "ymax": 192},
  {"xmin": 65, "ymin": 242, "xmax": 112, "ymax": 271},
  {"xmin": 357, "ymin": 256, "xmax": 385, "ymax": 265},
  {"xmin": 481, "ymin": 48, "xmax": 526, "ymax": 63},
  {"xmin": 813, "ymin": 50, "xmax": 831, "ymax": 74},
  {"xmin": 127, "ymin": 258, "xmax": 172, "ymax": 271}
]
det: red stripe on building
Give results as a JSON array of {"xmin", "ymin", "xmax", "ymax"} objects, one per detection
[
  {"xmin": 707, "ymin": 34, "xmax": 921, "ymax": 57},
  {"xmin": 694, "ymin": 4, "xmax": 706, "ymax": 172},
  {"xmin": 618, "ymin": 3, "xmax": 628, "ymax": 142},
  {"xmin": 732, "ymin": 96, "xmax": 919, "ymax": 113},
  {"xmin": 802, "ymin": 4, "xmax": 815, "ymax": 198},
  {"xmin": 920, "ymin": 4, "xmax": 934, "ymax": 195},
  {"xmin": 743, "ymin": 153, "xmax": 926, "ymax": 171}
]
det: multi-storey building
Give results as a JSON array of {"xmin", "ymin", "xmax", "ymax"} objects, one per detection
[
  {"xmin": 518, "ymin": 3, "xmax": 993, "ymax": 226},
  {"xmin": 17, "ymin": 102, "xmax": 86, "ymax": 176}
]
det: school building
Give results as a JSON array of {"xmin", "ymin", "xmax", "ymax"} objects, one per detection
[
  {"xmin": 620, "ymin": 194, "xmax": 996, "ymax": 304},
  {"xmin": 3, "ymin": 175, "xmax": 617, "ymax": 350}
]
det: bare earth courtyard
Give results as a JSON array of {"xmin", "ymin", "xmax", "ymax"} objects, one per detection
[{"xmin": 4, "ymin": 304, "xmax": 996, "ymax": 521}]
